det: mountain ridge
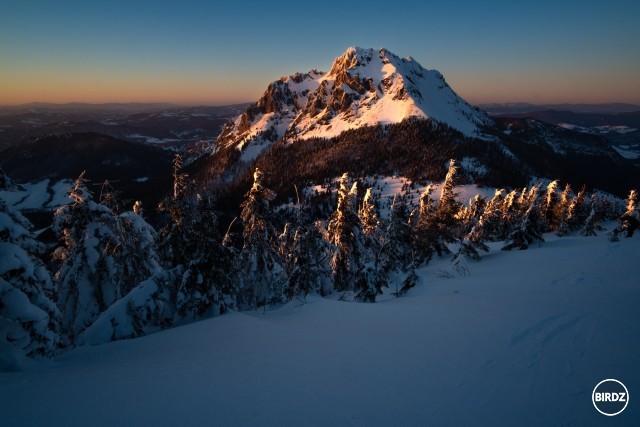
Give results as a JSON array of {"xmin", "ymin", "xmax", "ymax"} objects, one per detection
[{"xmin": 216, "ymin": 47, "xmax": 492, "ymax": 165}]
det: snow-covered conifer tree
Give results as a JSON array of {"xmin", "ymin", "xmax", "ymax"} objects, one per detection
[
  {"xmin": 500, "ymin": 189, "xmax": 520, "ymax": 239},
  {"xmin": 616, "ymin": 189, "xmax": 640, "ymax": 238},
  {"xmin": 453, "ymin": 192, "xmax": 499, "ymax": 264},
  {"xmin": 327, "ymin": 174, "xmax": 379, "ymax": 302},
  {"xmin": 412, "ymin": 160, "xmax": 462, "ymax": 264},
  {"xmin": 580, "ymin": 193, "xmax": 605, "ymax": 236},
  {"xmin": 159, "ymin": 156, "xmax": 236, "ymax": 318},
  {"xmin": 175, "ymin": 195, "xmax": 236, "ymax": 319},
  {"xmin": 478, "ymin": 189, "xmax": 506, "ymax": 241},
  {"xmin": 360, "ymin": 188, "xmax": 381, "ymax": 237},
  {"xmin": 554, "ymin": 184, "xmax": 572, "ymax": 231},
  {"xmin": 411, "ymin": 184, "xmax": 435, "ymax": 264},
  {"xmin": 113, "ymin": 208, "xmax": 162, "ymax": 299},
  {"xmin": 327, "ymin": 174, "xmax": 359, "ymax": 292},
  {"xmin": 54, "ymin": 172, "xmax": 160, "ymax": 338},
  {"xmin": 502, "ymin": 185, "xmax": 544, "ymax": 250},
  {"xmin": 624, "ymin": 189, "xmax": 638, "ymax": 218},
  {"xmin": 558, "ymin": 188, "xmax": 589, "ymax": 236},
  {"xmin": 358, "ymin": 186, "xmax": 383, "ymax": 268},
  {"xmin": 349, "ymin": 181, "xmax": 379, "ymax": 301},
  {"xmin": 378, "ymin": 196, "xmax": 414, "ymax": 292},
  {"xmin": 380, "ymin": 196, "xmax": 413, "ymax": 272},
  {"xmin": 1, "ymin": 198, "xmax": 60, "ymax": 368},
  {"xmin": 458, "ymin": 194, "xmax": 487, "ymax": 237},
  {"xmin": 282, "ymin": 204, "xmax": 332, "ymax": 299},
  {"xmin": 437, "ymin": 159, "xmax": 463, "ymax": 235},
  {"xmin": 98, "ymin": 180, "xmax": 122, "ymax": 214},
  {"xmin": 540, "ymin": 180, "xmax": 561, "ymax": 231},
  {"xmin": 238, "ymin": 168, "xmax": 284, "ymax": 307},
  {"xmin": 158, "ymin": 155, "xmax": 192, "ymax": 266},
  {"xmin": 77, "ymin": 267, "xmax": 183, "ymax": 345},
  {"xmin": 53, "ymin": 172, "xmax": 119, "ymax": 337}
]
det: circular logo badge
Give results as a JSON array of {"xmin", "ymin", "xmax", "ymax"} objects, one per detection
[{"xmin": 592, "ymin": 379, "xmax": 629, "ymax": 416}]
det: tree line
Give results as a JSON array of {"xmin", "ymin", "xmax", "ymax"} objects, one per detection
[{"xmin": 0, "ymin": 160, "xmax": 638, "ymax": 369}]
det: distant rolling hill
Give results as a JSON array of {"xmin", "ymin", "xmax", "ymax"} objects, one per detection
[
  {"xmin": 0, "ymin": 103, "xmax": 249, "ymax": 152},
  {"xmin": 0, "ymin": 132, "xmax": 174, "ymax": 221}
]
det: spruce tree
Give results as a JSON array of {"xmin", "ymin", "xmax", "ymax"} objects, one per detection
[
  {"xmin": 500, "ymin": 189, "xmax": 519, "ymax": 236},
  {"xmin": 618, "ymin": 189, "xmax": 639, "ymax": 237},
  {"xmin": 77, "ymin": 267, "xmax": 183, "ymax": 345},
  {"xmin": 54, "ymin": 172, "xmax": 161, "ymax": 338},
  {"xmin": 378, "ymin": 196, "xmax": 414, "ymax": 291},
  {"xmin": 412, "ymin": 160, "xmax": 462, "ymax": 264},
  {"xmin": 99, "ymin": 184, "xmax": 161, "ymax": 300},
  {"xmin": 580, "ymin": 193, "xmax": 605, "ymax": 236},
  {"xmin": 411, "ymin": 184, "xmax": 436, "ymax": 264},
  {"xmin": 358, "ymin": 187, "xmax": 383, "ymax": 263},
  {"xmin": 175, "ymin": 195, "xmax": 236, "ymax": 319},
  {"xmin": 348, "ymin": 181, "xmax": 379, "ymax": 302},
  {"xmin": 327, "ymin": 174, "xmax": 359, "ymax": 292},
  {"xmin": 555, "ymin": 184, "xmax": 572, "ymax": 232},
  {"xmin": 327, "ymin": 174, "xmax": 378, "ymax": 302},
  {"xmin": 479, "ymin": 189, "xmax": 506, "ymax": 241},
  {"xmin": 157, "ymin": 154, "xmax": 192, "ymax": 266},
  {"xmin": 453, "ymin": 192, "xmax": 498, "ymax": 265},
  {"xmin": 359, "ymin": 187, "xmax": 381, "ymax": 237},
  {"xmin": 558, "ymin": 188, "xmax": 589, "ymax": 236},
  {"xmin": 458, "ymin": 194, "xmax": 487, "ymax": 237},
  {"xmin": 436, "ymin": 159, "xmax": 463, "ymax": 244},
  {"xmin": 625, "ymin": 189, "xmax": 638, "ymax": 215},
  {"xmin": 502, "ymin": 186, "xmax": 545, "ymax": 250},
  {"xmin": 281, "ymin": 204, "xmax": 332, "ymax": 300},
  {"xmin": 112, "ymin": 208, "xmax": 162, "ymax": 299},
  {"xmin": 238, "ymin": 168, "xmax": 284, "ymax": 307},
  {"xmin": 1, "ymin": 198, "xmax": 61, "ymax": 367},
  {"xmin": 540, "ymin": 180, "xmax": 561, "ymax": 231},
  {"xmin": 53, "ymin": 172, "xmax": 120, "ymax": 337},
  {"xmin": 158, "ymin": 154, "xmax": 235, "ymax": 319}
]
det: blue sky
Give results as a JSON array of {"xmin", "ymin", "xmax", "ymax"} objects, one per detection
[{"xmin": 1, "ymin": 0, "xmax": 639, "ymax": 105}]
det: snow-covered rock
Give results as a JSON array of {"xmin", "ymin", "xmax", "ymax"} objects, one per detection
[{"xmin": 217, "ymin": 47, "xmax": 493, "ymax": 163}]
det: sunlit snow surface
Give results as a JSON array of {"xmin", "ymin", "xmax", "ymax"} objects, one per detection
[
  {"xmin": 1, "ymin": 227, "xmax": 638, "ymax": 426},
  {"xmin": 227, "ymin": 47, "xmax": 493, "ymax": 164}
]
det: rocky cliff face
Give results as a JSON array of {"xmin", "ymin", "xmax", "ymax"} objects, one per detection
[{"xmin": 215, "ymin": 47, "xmax": 493, "ymax": 165}]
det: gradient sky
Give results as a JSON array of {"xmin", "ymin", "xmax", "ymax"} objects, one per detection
[{"xmin": 1, "ymin": 0, "xmax": 639, "ymax": 105}]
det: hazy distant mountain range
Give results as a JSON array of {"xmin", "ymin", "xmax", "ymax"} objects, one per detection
[
  {"xmin": 1, "ymin": 47, "xmax": 639, "ymax": 217},
  {"xmin": 0, "ymin": 103, "xmax": 249, "ymax": 152},
  {"xmin": 480, "ymin": 102, "xmax": 640, "ymax": 115}
]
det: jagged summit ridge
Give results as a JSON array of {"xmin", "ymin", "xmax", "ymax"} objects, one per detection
[{"xmin": 217, "ymin": 47, "xmax": 493, "ymax": 163}]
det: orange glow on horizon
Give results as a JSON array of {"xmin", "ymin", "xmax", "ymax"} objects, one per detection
[{"xmin": 1, "ymin": 67, "xmax": 639, "ymax": 106}]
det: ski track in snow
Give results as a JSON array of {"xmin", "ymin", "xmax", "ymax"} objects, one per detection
[{"xmin": 1, "ymin": 228, "xmax": 639, "ymax": 426}]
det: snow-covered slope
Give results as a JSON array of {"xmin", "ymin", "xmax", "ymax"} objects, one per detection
[
  {"xmin": 1, "ymin": 229, "xmax": 638, "ymax": 426},
  {"xmin": 217, "ymin": 47, "xmax": 493, "ymax": 163},
  {"xmin": 0, "ymin": 179, "xmax": 73, "ymax": 211}
]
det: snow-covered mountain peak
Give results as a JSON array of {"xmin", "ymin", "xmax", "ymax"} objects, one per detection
[
  {"xmin": 216, "ymin": 47, "xmax": 493, "ymax": 163},
  {"xmin": 325, "ymin": 46, "xmax": 420, "ymax": 78},
  {"xmin": 324, "ymin": 46, "xmax": 377, "ymax": 77}
]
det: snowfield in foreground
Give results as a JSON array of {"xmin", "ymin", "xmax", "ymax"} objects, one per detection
[{"xmin": 1, "ymin": 228, "xmax": 639, "ymax": 426}]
